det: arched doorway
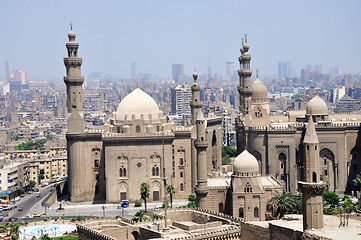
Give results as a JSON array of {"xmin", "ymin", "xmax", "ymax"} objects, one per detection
[
  {"xmin": 278, "ymin": 152, "xmax": 287, "ymax": 190},
  {"xmin": 212, "ymin": 130, "xmax": 217, "ymax": 170},
  {"xmin": 320, "ymin": 148, "xmax": 335, "ymax": 191}
]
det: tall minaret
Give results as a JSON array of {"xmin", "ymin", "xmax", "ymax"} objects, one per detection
[
  {"xmin": 237, "ymin": 34, "xmax": 252, "ymax": 119},
  {"xmin": 194, "ymin": 111, "xmax": 208, "ymax": 208},
  {"xmin": 190, "ymin": 71, "xmax": 202, "ymax": 125},
  {"xmin": 64, "ymin": 24, "xmax": 84, "ymax": 133},
  {"xmin": 298, "ymin": 116, "xmax": 326, "ymax": 231}
]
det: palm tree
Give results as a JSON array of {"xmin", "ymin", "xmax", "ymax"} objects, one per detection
[
  {"xmin": 166, "ymin": 185, "xmax": 175, "ymax": 208},
  {"xmin": 140, "ymin": 182, "xmax": 150, "ymax": 212},
  {"xmin": 39, "ymin": 234, "xmax": 51, "ymax": 240},
  {"xmin": 266, "ymin": 191, "xmax": 297, "ymax": 219},
  {"xmin": 9, "ymin": 222, "xmax": 20, "ymax": 240},
  {"xmin": 353, "ymin": 173, "xmax": 361, "ymax": 206}
]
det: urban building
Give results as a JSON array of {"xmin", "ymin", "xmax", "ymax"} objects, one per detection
[
  {"xmin": 225, "ymin": 60, "xmax": 235, "ymax": 80},
  {"xmin": 278, "ymin": 61, "xmax": 291, "ymax": 79},
  {"xmin": 171, "ymin": 84, "xmax": 192, "ymax": 125},
  {"xmin": 172, "ymin": 64, "xmax": 184, "ymax": 83}
]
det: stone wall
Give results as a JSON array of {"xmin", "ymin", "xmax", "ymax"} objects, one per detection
[
  {"xmin": 269, "ymin": 223, "xmax": 303, "ymax": 240},
  {"xmin": 42, "ymin": 181, "xmax": 66, "ymax": 207},
  {"xmin": 239, "ymin": 222, "xmax": 269, "ymax": 240}
]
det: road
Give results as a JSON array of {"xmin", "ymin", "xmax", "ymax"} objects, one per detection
[{"xmin": 2, "ymin": 185, "xmax": 53, "ymax": 223}]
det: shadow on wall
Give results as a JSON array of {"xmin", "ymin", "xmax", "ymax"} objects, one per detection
[{"xmin": 347, "ymin": 125, "xmax": 361, "ymax": 194}]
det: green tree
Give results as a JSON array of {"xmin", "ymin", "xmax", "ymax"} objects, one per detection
[
  {"xmin": 323, "ymin": 191, "xmax": 339, "ymax": 206},
  {"xmin": 131, "ymin": 210, "xmax": 145, "ymax": 222},
  {"xmin": 267, "ymin": 191, "xmax": 297, "ymax": 219},
  {"xmin": 188, "ymin": 194, "xmax": 196, "ymax": 203},
  {"xmin": 222, "ymin": 146, "xmax": 237, "ymax": 165},
  {"xmin": 9, "ymin": 222, "xmax": 20, "ymax": 240},
  {"xmin": 29, "ymin": 180, "xmax": 36, "ymax": 188},
  {"xmin": 166, "ymin": 185, "xmax": 175, "ymax": 208},
  {"xmin": 354, "ymin": 173, "xmax": 361, "ymax": 206},
  {"xmin": 38, "ymin": 174, "xmax": 45, "ymax": 183},
  {"xmin": 39, "ymin": 234, "xmax": 51, "ymax": 240},
  {"xmin": 140, "ymin": 182, "xmax": 150, "ymax": 212}
]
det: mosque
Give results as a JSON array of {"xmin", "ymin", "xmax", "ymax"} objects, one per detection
[
  {"xmin": 63, "ymin": 27, "xmax": 222, "ymax": 203},
  {"xmin": 63, "ymin": 28, "xmax": 361, "ymax": 222}
]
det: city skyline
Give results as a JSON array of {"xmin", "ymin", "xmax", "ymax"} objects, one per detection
[{"xmin": 0, "ymin": 0, "xmax": 360, "ymax": 81}]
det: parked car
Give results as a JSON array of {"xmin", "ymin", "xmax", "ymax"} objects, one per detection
[
  {"xmin": 36, "ymin": 193, "xmax": 40, "ymax": 197},
  {"xmin": 32, "ymin": 213, "xmax": 41, "ymax": 218},
  {"xmin": 121, "ymin": 200, "xmax": 129, "ymax": 208},
  {"xmin": 0, "ymin": 216, "xmax": 3, "ymax": 221},
  {"xmin": 6, "ymin": 217, "xmax": 17, "ymax": 222},
  {"xmin": 18, "ymin": 207, "xmax": 23, "ymax": 211},
  {"xmin": 22, "ymin": 215, "xmax": 33, "ymax": 220},
  {"xmin": 14, "ymin": 197, "xmax": 20, "ymax": 202}
]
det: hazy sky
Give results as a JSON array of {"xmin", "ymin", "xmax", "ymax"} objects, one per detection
[{"xmin": 1, "ymin": 0, "xmax": 360, "ymax": 81}]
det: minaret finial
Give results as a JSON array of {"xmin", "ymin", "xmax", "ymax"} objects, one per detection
[
  {"xmin": 70, "ymin": 22, "xmax": 73, "ymax": 30},
  {"xmin": 256, "ymin": 69, "xmax": 259, "ymax": 78},
  {"xmin": 193, "ymin": 69, "xmax": 198, "ymax": 82},
  {"xmin": 241, "ymin": 37, "xmax": 244, "ymax": 45},
  {"xmin": 244, "ymin": 33, "xmax": 248, "ymax": 43}
]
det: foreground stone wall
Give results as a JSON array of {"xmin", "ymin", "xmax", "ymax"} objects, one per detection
[{"xmin": 239, "ymin": 222, "xmax": 269, "ymax": 240}]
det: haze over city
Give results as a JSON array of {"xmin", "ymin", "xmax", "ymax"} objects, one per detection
[{"xmin": 1, "ymin": 0, "xmax": 360, "ymax": 81}]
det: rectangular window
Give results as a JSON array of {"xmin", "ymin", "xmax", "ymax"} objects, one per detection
[
  {"xmin": 180, "ymin": 183, "xmax": 184, "ymax": 191},
  {"xmin": 324, "ymin": 170, "xmax": 328, "ymax": 176},
  {"xmin": 179, "ymin": 158, "xmax": 184, "ymax": 165},
  {"xmin": 94, "ymin": 160, "xmax": 100, "ymax": 168},
  {"xmin": 153, "ymin": 191, "xmax": 159, "ymax": 201},
  {"xmin": 120, "ymin": 192, "xmax": 127, "ymax": 201}
]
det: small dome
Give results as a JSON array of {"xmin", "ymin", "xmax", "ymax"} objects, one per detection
[
  {"xmin": 68, "ymin": 30, "xmax": 76, "ymax": 39},
  {"xmin": 306, "ymin": 95, "xmax": 328, "ymax": 115},
  {"xmin": 251, "ymin": 78, "xmax": 268, "ymax": 101},
  {"xmin": 116, "ymin": 88, "xmax": 162, "ymax": 120},
  {"xmin": 233, "ymin": 150, "xmax": 259, "ymax": 175},
  {"xmin": 243, "ymin": 42, "xmax": 250, "ymax": 52}
]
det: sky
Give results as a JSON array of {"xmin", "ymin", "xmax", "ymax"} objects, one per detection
[{"xmin": 0, "ymin": 0, "xmax": 360, "ymax": 81}]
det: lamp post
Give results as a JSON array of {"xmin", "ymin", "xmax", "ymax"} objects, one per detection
[{"xmin": 102, "ymin": 205, "xmax": 105, "ymax": 217}]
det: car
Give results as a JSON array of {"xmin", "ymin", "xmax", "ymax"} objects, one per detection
[
  {"xmin": 36, "ymin": 193, "xmax": 40, "ymax": 197},
  {"xmin": 154, "ymin": 206, "xmax": 163, "ymax": 211},
  {"xmin": 121, "ymin": 200, "xmax": 129, "ymax": 208},
  {"xmin": 32, "ymin": 213, "xmax": 41, "ymax": 217},
  {"xmin": 0, "ymin": 216, "xmax": 3, "ymax": 221},
  {"xmin": 14, "ymin": 197, "xmax": 20, "ymax": 202},
  {"xmin": 22, "ymin": 215, "xmax": 33, "ymax": 220},
  {"xmin": 18, "ymin": 207, "xmax": 23, "ymax": 211},
  {"xmin": 6, "ymin": 217, "xmax": 17, "ymax": 222},
  {"xmin": 41, "ymin": 184, "xmax": 46, "ymax": 187}
]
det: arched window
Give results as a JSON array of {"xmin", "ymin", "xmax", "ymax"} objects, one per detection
[
  {"xmin": 155, "ymin": 167, "xmax": 159, "ymax": 176},
  {"xmin": 120, "ymin": 168, "xmax": 123, "ymax": 177},
  {"xmin": 136, "ymin": 125, "xmax": 141, "ymax": 133},
  {"xmin": 180, "ymin": 171, "xmax": 183, "ymax": 178},
  {"xmin": 180, "ymin": 183, "xmax": 184, "ymax": 191},
  {"xmin": 152, "ymin": 167, "xmax": 156, "ymax": 176},
  {"xmin": 219, "ymin": 203, "xmax": 224, "ymax": 213},
  {"xmin": 239, "ymin": 208, "xmax": 244, "ymax": 218},
  {"xmin": 254, "ymin": 207, "xmax": 259, "ymax": 218},
  {"xmin": 123, "ymin": 168, "xmax": 126, "ymax": 177}
]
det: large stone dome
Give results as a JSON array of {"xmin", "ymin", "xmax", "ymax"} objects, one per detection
[
  {"xmin": 116, "ymin": 88, "xmax": 162, "ymax": 120},
  {"xmin": 251, "ymin": 78, "xmax": 268, "ymax": 101},
  {"xmin": 306, "ymin": 95, "xmax": 328, "ymax": 115},
  {"xmin": 233, "ymin": 150, "xmax": 259, "ymax": 176}
]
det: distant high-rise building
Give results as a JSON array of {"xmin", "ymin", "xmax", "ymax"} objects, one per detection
[
  {"xmin": 171, "ymin": 84, "xmax": 192, "ymax": 125},
  {"xmin": 226, "ymin": 60, "xmax": 235, "ymax": 80},
  {"xmin": 278, "ymin": 61, "xmax": 291, "ymax": 79},
  {"xmin": 315, "ymin": 64, "xmax": 322, "ymax": 73},
  {"xmin": 207, "ymin": 65, "xmax": 213, "ymax": 82},
  {"xmin": 329, "ymin": 67, "xmax": 341, "ymax": 77},
  {"xmin": 172, "ymin": 64, "xmax": 184, "ymax": 83},
  {"xmin": 10, "ymin": 70, "xmax": 27, "ymax": 84},
  {"xmin": 5, "ymin": 61, "xmax": 9, "ymax": 81},
  {"xmin": 131, "ymin": 62, "xmax": 137, "ymax": 79},
  {"xmin": 306, "ymin": 65, "xmax": 314, "ymax": 73}
]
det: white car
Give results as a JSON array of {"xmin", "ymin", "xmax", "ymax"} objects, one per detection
[{"xmin": 22, "ymin": 215, "xmax": 33, "ymax": 220}]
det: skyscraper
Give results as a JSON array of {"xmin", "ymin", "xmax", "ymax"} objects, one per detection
[
  {"xmin": 278, "ymin": 61, "xmax": 291, "ymax": 79},
  {"xmin": 315, "ymin": 64, "xmax": 322, "ymax": 73},
  {"xmin": 131, "ymin": 62, "xmax": 137, "ymax": 79},
  {"xmin": 226, "ymin": 60, "xmax": 235, "ymax": 80},
  {"xmin": 5, "ymin": 61, "xmax": 9, "ymax": 81},
  {"xmin": 329, "ymin": 67, "xmax": 341, "ymax": 77},
  {"xmin": 171, "ymin": 84, "xmax": 192, "ymax": 125},
  {"xmin": 172, "ymin": 64, "xmax": 184, "ymax": 83}
]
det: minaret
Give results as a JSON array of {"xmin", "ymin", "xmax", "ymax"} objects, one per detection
[
  {"xmin": 64, "ymin": 24, "xmax": 84, "ymax": 133},
  {"xmin": 298, "ymin": 116, "xmax": 326, "ymax": 230},
  {"xmin": 237, "ymin": 34, "xmax": 252, "ymax": 119},
  {"xmin": 190, "ymin": 71, "xmax": 202, "ymax": 125},
  {"xmin": 194, "ymin": 111, "xmax": 208, "ymax": 208}
]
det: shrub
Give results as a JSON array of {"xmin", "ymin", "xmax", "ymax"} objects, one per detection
[
  {"xmin": 134, "ymin": 200, "xmax": 142, "ymax": 207},
  {"xmin": 323, "ymin": 191, "xmax": 339, "ymax": 205},
  {"xmin": 188, "ymin": 194, "xmax": 196, "ymax": 202}
]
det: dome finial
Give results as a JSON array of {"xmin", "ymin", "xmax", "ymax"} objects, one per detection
[
  {"xmin": 70, "ymin": 22, "xmax": 73, "ymax": 30},
  {"xmin": 244, "ymin": 33, "xmax": 248, "ymax": 43},
  {"xmin": 241, "ymin": 37, "xmax": 244, "ymax": 45},
  {"xmin": 256, "ymin": 69, "xmax": 259, "ymax": 78},
  {"xmin": 193, "ymin": 69, "xmax": 198, "ymax": 82}
]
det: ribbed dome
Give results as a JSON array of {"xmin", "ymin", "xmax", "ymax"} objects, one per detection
[
  {"xmin": 306, "ymin": 95, "xmax": 328, "ymax": 115},
  {"xmin": 251, "ymin": 78, "xmax": 268, "ymax": 101},
  {"xmin": 68, "ymin": 30, "xmax": 76, "ymax": 39},
  {"xmin": 116, "ymin": 88, "xmax": 162, "ymax": 120},
  {"xmin": 233, "ymin": 150, "xmax": 259, "ymax": 175}
]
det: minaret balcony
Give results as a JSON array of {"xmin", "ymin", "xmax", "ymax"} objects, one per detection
[
  {"xmin": 64, "ymin": 76, "xmax": 84, "ymax": 84},
  {"xmin": 195, "ymin": 140, "xmax": 208, "ymax": 148},
  {"xmin": 190, "ymin": 101, "xmax": 202, "ymax": 108},
  {"xmin": 241, "ymin": 69, "xmax": 252, "ymax": 76},
  {"xmin": 64, "ymin": 58, "xmax": 83, "ymax": 66}
]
